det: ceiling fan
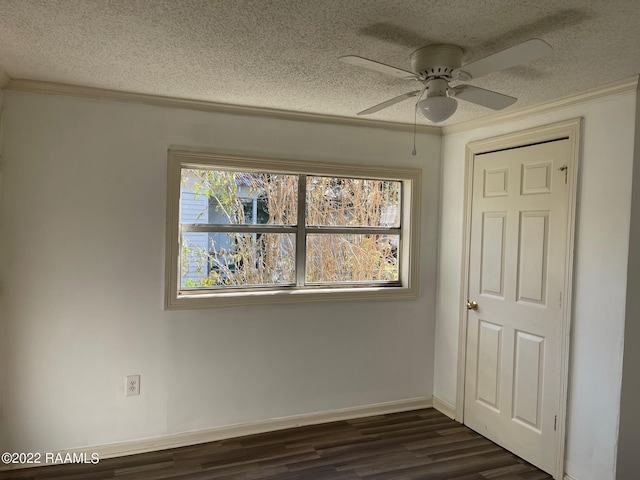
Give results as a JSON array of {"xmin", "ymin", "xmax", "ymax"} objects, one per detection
[{"xmin": 339, "ymin": 39, "xmax": 553, "ymax": 123}]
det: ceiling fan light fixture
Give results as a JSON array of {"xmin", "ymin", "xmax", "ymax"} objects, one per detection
[
  {"xmin": 416, "ymin": 78, "xmax": 457, "ymax": 123},
  {"xmin": 417, "ymin": 94, "xmax": 458, "ymax": 123}
]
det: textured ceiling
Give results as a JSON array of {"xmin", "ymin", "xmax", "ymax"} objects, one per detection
[{"xmin": 0, "ymin": 0, "xmax": 639, "ymax": 126}]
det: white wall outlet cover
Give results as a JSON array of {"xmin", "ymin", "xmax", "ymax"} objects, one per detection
[{"xmin": 125, "ymin": 375, "xmax": 140, "ymax": 396}]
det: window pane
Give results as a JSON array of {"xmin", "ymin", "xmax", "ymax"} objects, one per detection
[
  {"xmin": 181, "ymin": 232, "xmax": 295, "ymax": 288},
  {"xmin": 306, "ymin": 176, "xmax": 400, "ymax": 227},
  {"xmin": 306, "ymin": 234, "xmax": 399, "ymax": 283},
  {"xmin": 181, "ymin": 169, "xmax": 298, "ymax": 225}
]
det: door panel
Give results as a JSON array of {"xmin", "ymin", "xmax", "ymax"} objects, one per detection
[
  {"xmin": 484, "ymin": 168, "xmax": 509, "ymax": 197},
  {"xmin": 464, "ymin": 139, "xmax": 570, "ymax": 474},
  {"xmin": 481, "ymin": 213, "xmax": 507, "ymax": 296},
  {"xmin": 521, "ymin": 162, "xmax": 552, "ymax": 194},
  {"xmin": 513, "ymin": 330, "xmax": 545, "ymax": 430},
  {"xmin": 517, "ymin": 211, "xmax": 549, "ymax": 304},
  {"xmin": 476, "ymin": 320, "xmax": 503, "ymax": 410}
]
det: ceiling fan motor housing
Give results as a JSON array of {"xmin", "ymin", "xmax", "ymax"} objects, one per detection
[{"xmin": 410, "ymin": 45, "xmax": 463, "ymax": 79}]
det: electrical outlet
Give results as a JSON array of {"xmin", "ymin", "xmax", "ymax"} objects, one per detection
[{"xmin": 125, "ymin": 375, "xmax": 140, "ymax": 396}]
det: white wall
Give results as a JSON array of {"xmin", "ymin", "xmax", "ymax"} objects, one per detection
[
  {"xmin": 0, "ymin": 91, "xmax": 441, "ymax": 452},
  {"xmin": 616, "ymin": 86, "xmax": 640, "ymax": 479},
  {"xmin": 434, "ymin": 91, "xmax": 636, "ymax": 480}
]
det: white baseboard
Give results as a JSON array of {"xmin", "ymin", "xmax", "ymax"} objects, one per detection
[
  {"xmin": 0, "ymin": 397, "xmax": 432, "ymax": 470},
  {"xmin": 432, "ymin": 395, "xmax": 456, "ymax": 420},
  {"xmin": 564, "ymin": 475, "xmax": 577, "ymax": 480}
]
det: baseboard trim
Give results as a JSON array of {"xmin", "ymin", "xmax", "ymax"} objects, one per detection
[
  {"xmin": 564, "ymin": 474, "xmax": 577, "ymax": 480},
  {"xmin": 0, "ymin": 397, "xmax": 432, "ymax": 470},
  {"xmin": 432, "ymin": 395, "xmax": 456, "ymax": 420}
]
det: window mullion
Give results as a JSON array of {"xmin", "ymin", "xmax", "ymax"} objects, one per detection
[
  {"xmin": 304, "ymin": 226, "xmax": 401, "ymax": 235},
  {"xmin": 295, "ymin": 174, "xmax": 307, "ymax": 287},
  {"xmin": 182, "ymin": 224, "xmax": 296, "ymax": 233}
]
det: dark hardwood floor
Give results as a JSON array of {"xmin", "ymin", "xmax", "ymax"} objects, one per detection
[{"xmin": 1, "ymin": 408, "xmax": 552, "ymax": 480}]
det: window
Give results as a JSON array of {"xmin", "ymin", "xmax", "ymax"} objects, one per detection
[{"xmin": 165, "ymin": 150, "xmax": 421, "ymax": 308}]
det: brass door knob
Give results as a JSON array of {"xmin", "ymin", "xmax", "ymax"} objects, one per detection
[{"xmin": 466, "ymin": 301, "xmax": 478, "ymax": 310}]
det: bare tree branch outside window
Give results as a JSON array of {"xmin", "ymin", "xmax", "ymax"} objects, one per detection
[{"xmin": 179, "ymin": 169, "xmax": 401, "ymax": 289}]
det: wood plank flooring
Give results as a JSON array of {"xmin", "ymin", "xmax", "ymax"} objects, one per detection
[{"xmin": 1, "ymin": 408, "xmax": 552, "ymax": 480}]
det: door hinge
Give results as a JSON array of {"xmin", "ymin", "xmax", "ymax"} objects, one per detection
[
  {"xmin": 559, "ymin": 291, "xmax": 562, "ymax": 308},
  {"xmin": 554, "ymin": 415, "xmax": 557, "ymax": 431}
]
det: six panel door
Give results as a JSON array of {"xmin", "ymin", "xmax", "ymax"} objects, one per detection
[{"xmin": 464, "ymin": 139, "xmax": 570, "ymax": 474}]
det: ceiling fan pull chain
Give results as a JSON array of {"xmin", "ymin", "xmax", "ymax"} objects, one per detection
[{"xmin": 412, "ymin": 106, "xmax": 417, "ymax": 156}]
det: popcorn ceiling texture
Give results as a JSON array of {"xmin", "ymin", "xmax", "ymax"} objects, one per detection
[{"xmin": 0, "ymin": 0, "xmax": 638, "ymax": 125}]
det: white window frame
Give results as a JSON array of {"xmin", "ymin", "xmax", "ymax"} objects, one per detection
[{"xmin": 165, "ymin": 149, "xmax": 422, "ymax": 309}]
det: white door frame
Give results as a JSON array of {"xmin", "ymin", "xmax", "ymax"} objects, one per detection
[{"xmin": 455, "ymin": 118, "xmax": 581, "ymax": 479}]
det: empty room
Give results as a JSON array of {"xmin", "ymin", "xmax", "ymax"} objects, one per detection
[{"xmin": 0, "ymin": 1, "xmax": 639, "ymax": 480}]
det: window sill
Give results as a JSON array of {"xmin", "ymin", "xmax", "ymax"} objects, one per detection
[{"xmin": 165, "ymin": 285, "xmax": 418, "ymax": 310}]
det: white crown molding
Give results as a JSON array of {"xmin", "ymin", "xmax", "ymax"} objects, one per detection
[
  {"xmin": 4, "ymin": 76, "xmax": 637, "ymax": 137},
  {"xmin": 0, "ymin": 397, "xmax": 432, "ymax": 471},
  {"xmin": 3, "ymin": 78, "xmax": 442, "ymax": 135},
  {"xmin": 443, "ymin": 75, "xmax": 639, "ymax": 135}
]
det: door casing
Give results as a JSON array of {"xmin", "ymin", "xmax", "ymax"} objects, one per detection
[{"xmin": 455, "ymin": 118, "xmax": 581, "ymax": 480}]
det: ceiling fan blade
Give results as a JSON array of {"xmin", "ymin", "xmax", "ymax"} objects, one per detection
[
  {"xmin": 357, "ymin": 90, "xmax": 421, "ymax": 115},
  {"xmin": 452, "ymin": 85, "xmax": 517, "ymax": 110},
  {"xmin": 453, "ymin": 39, "xmax": 552, "ymax": 80},
  {"xmin": 339, "ymin": 55, "xmax": 420, "ymax": 80}
]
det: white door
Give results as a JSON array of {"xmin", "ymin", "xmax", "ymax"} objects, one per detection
[{"xmin": 464, "ymin": 139, "xmax": 570, "ymax": 474}]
